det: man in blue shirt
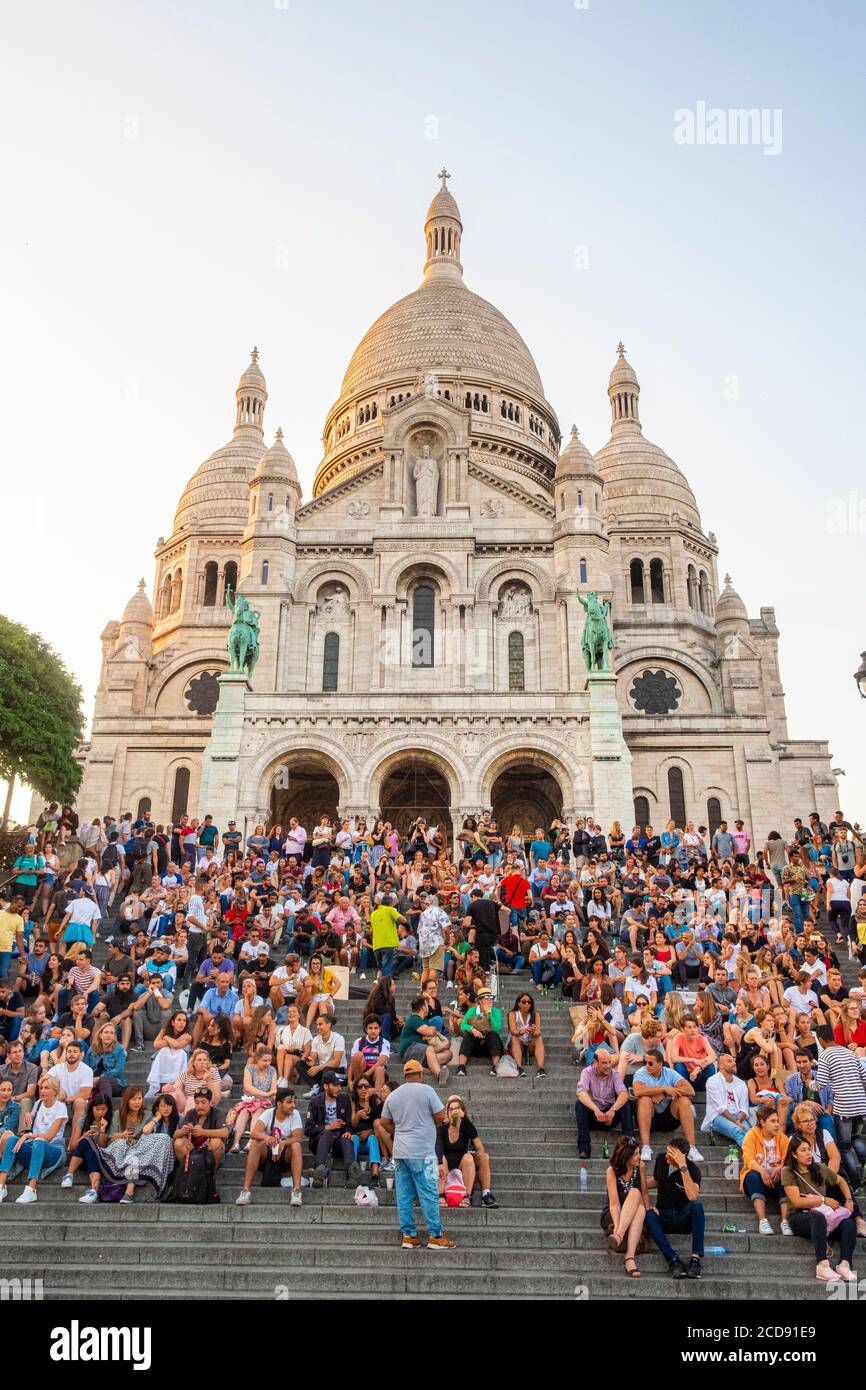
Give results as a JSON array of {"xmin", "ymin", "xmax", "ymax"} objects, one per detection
[
  {"xmin": 528, "ymin": 860, "xmax": 553, "ymax": 904},
  {"xmin": 194, "ymin": 972, "xmax": 240, "ymax": 1045},
  {"xmin": 632, "ymin": 1048, "xmax": 703, "ymax": 1163}
]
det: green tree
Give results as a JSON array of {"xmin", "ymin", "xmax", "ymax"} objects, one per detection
[{"xmin": 0, "ymin": 614, "xmax": 84, "ymax": 818}]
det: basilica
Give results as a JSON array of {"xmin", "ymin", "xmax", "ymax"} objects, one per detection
[{"xmin": 77, "ymin": 174, "xmax": 838, "ymax": 843}]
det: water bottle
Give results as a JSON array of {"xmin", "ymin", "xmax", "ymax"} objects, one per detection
[
  {"xmin": 602, "ymin": 1138, "xmax": 610, "ymax": 1159},
  {"xmin": 579, "ymin": 1166, "xmax": 588, "ymax": 1192},
  {"xmin": 704, "ymin": 1245, "xmax": 731, "ymax": 1256}
]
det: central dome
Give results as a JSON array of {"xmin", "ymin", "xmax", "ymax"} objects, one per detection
[
  {"xmin": 339, "ymin": 278, "xmax": 546, "ymax": 400},
  {"xmin": 315, "ymin": 174, "xmax": 558, "ymax": 497}
]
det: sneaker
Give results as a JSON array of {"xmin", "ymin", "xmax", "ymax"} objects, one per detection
[
  {"xmin": 489, "ymin": 1067, "xmax": 497, "ymax": 1076},
  {"xmin": 346, "ymin": 1161, "xmax": 362, "ymax": 1187},
  {"xmin": 311, "ymin": 1165, "xmax": 328, "ymax": 1188},
  {"xmin": 578, "ymin": 1148, "xmax": 591, "ymax": 1160},
  {"xmin": 456, "ymin": 1067, "xmax": 466, "ymax": 1078},
  {"xmin": 0, "ymin": 1187, "xmax": 6, "ymax": 1204},
  {"xmin": 758, "ymin": 1218, "xmax": 773, "ymax": 1235},
  {"xmin": 518, "ymin": 1067, "xmax": 527, "ymax": 1077},
  {"xmin": 436, "ymin": 1066, "xmax": 449, "ymax": 1088},
  {"xmin": 401, "ymin": 1234, "xmax": 422, "ymax": 1249},
  {"xmin": 78, "ymin": 1189, "xmax": 99, "ymax": 1204},
  {"xmin": 640, "ymin": 1146, "xmax": 653, "ymax": 1163},
  {"xmin": 670, "ymin": 1257, "xmax": 689, "ymax": 1278},
  {"xmin": 446, "ymin": 981, "xmax": 454, "ymax": 990},
  {"xmin": 60, "ymin": 1173, "xmax": 74, "ymax": 1189},
  {"xmin": 687, "ymin": 1147, "xmax": 704, "ymax": 1163},
  {"xmin": 15, "ymin": 1187, "xmax": 37, "ymax": 1205},
  {"xmin": 835, "ymin": 1260, "xmax": 857, "ymax": 1282},
  {"xmin": 684, "ymin": 1256, "xmax": 702, "ymax": 1280},
  {"xmin": 780, "ymin": 1219, "xmax": 794, "ymax": 1236},
  {"xmin": 303, "ymin": 1085, "xmax": 321, "ymax": 1099},
  {"xmin": 481, "ymin": 1191, "xmax": 498, "ymax": 1208},
  {"xmin": 359, "ymin": 973, "xmax": 366, "ymax": 981},
  {"xmin": 290, "ymin": 1187, "xmax": 302, "ymax": 1207},
  {"xmin": 380, "ymin": 1159, "xmax": 395, "ymax": 1172},
  {"xmin": 370, "ymin": 1175, "xmax": 380, "ymax": 1188},
  {"xmin": 537, "ymin": 1068, "xmax": 546, "ymax": 1078},
  {"xmin": 815, "ymin": 1260, "xmax": 837, "ymax": 1281},
  {"xmin": 427, "ymin": 1234, "xmax": 457, "ymax": 1250},
  {"xmin": 235, "ymin": 1189, "xmax": 251, "ymax": 1206},
  {"xmin": 120, "ymin": 1195, "xmax": 134, "ymax": 1203}
]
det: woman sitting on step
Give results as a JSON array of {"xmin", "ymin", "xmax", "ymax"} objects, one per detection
[{"xmin": 601, "ymin": 1136, "xmax": 646, "ymax": 1279}]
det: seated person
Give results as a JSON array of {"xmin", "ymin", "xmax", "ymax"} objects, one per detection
[
  {"xmin": 702, "ymin": 1050, "xmax": 751, "ymax": 1148},
  {"xmin": 632, "ymin": 1047, "xmax": 703, "ymax": 1164},
  {"xmin": 575, "ymin": 1047, "xmax": 633, "ymax": 1159},
  {"xmin": 347, "ymin": 1015, "xmax": 391, "ymax": 1093},
  {"xmin": 173, "ymin": 1086, "xmax": 229, "ymax": 1172},
  {"xmin": 435, "ymin": 1094, "xmax": 497, "ymax": 1208},
  {"xmin": 642, "ymin": 1136, "xmax": 705, "ymax": 1279},
  {"xmin": 667, "ymin": 1013, "xmax": 716, "ymax": 1091},
  {"xmin": 398, "ymin": 995, "xmax": 451, "ymax": 1086},
  {"xmin": 782, "ymin": 1135, "xmax": 857, "ymax": 1282},
  {"xmin": 507, "ymin": 993, "xmax": 545, "ymax": 1077},
  {"xmin": 235, "ymin": 1087, "xmax": 304, "ymax": 1208},
  {"xmin": 739, "ymin": 1104, "xmax": 792, "ymax": 1235},
  {"xmin": 456, "ymin": 989, "xmax": 503, "ymax": 1076},
  {"xmin": 303, "ymin": 1071, "xmax": 358, "ymax": 1187}
]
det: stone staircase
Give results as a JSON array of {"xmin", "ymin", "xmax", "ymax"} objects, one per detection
[{"xmin": 1, "ymin": 941, "xmax": 859, "ymax": 1301}]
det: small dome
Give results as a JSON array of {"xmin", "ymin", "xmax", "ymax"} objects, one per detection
[
  {"xmin": 556, "ymin": 425, "xmax": 601, "ymax": 482},
  {"xmin": 425, "ymin": 184, "xmax": 462, "ymax": 226},
  {"xmin": 238, "ymin": 347, "xmax": 266, "ymax": 392},
  {"xmin": 253, "ymin": 428, "xmax": 300, "ymax": 487},
  {"xmin": 174, "ymin": 437, "xmax": 267, "ymax": 533},
  {"xmin": 715, "ymin": 574, "xmax": 748, "ymax": 626},
  {"xmin": 595, "ymin": 432, "xmax": 701, "ymax": 528},
  {"xmin": 120, "ymin": 579, "xmax": 153, "ymax": 629},
  {"xmin": 609, "ymin": 341, "xmax": 639, "ymax": 391}
]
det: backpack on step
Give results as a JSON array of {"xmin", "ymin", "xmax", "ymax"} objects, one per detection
[{"xmin": 166, "ymin": 1147, "xmax": 219, "ymax": 1204}]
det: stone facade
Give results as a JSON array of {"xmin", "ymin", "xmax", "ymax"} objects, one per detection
[{"xmin": 76, "ymin": 175, "xmax": 838, "ymax": 843}]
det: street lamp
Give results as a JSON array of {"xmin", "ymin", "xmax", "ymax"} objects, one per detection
[{"xmin": 855, "ymin": 652, "xmax": 866, "ymax": 700}]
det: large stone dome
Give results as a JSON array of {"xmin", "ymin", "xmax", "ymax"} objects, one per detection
[
  {"xmin": 338, "ymin": 279, "xmax": 546, "ymax": 401},
  {"xmin": 171, "ymin": 352, "xmax": 268, "ymax": 535},
  {"xmin": 314, "ymin": 175, "xmax": 558, "ymax": 497}
]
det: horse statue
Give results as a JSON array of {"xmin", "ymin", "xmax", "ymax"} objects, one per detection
[
  {"xmin": 577, "ymin": 589, "xmax": 613, "ymax": 674},
  {"xmin": 226, "ymin": 586, "xmax": 261, "ymax": 677}
]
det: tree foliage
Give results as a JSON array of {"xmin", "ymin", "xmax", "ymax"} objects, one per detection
[{"xmin": 0, "ymin": 614, "xmax": 84, "ymax": 804}]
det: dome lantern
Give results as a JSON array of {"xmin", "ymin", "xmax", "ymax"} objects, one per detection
[
  {"xmin": 608, "ymin": 341, "xmax": 641, "ymax": 436},
  {"xmin": 235, "ymin": 347, "xmax": 267, "ymax": 435},
  {"xmin": 423, "ymin": 169, "xmax": 463, "ymax": 284}
]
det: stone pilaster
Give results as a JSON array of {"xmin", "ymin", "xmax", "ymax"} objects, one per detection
[{"xmin": 198, "ymin": 672, "xmax": 250, "ymax": 825}]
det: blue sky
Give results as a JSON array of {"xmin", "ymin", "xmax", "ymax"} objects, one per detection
[{"xmin": 1, "ymin": 0, "xmax": 863, "ymax": 819}]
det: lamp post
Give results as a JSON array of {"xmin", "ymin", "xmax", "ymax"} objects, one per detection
[{"xmin": 855, "ymin": 652, "xmax": 866, "ymax": 700}]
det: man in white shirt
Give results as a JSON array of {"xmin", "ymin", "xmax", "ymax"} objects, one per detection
[
  {"xmin": 236, "ymin": 1090, "xmax": 304, "ymax": 1207},
  {"xmin": 48, "ymin": 1040, "xmax": 94, "ymax": 1138},
  {"xmin": 701, "ymin": 1051, "xmax": 751, "ymax": 1147},
  {"xmin": 268, "ymin": 954, "xmax": 308, "ymax": 1011},
  {"xmin": 303, "ymin": 1016, "xmax": 346, "ymax": 1094}
]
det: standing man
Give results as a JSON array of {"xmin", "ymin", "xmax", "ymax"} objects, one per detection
[{"xmin": 380, "ymin": 1059, "xmax": 457, "ymax": 1250}]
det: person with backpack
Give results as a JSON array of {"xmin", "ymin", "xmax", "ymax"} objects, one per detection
[
  {"xmin": 235, "ymin": 1088, "xmax": 304, "ymax": 1207},
  {"xmin": 174, "ymin": 1086, "xmax": 229, "ymax": 1174}
]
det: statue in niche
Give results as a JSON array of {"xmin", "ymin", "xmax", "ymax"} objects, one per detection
[
  {"xmin": 413, "ymin": 444, "xmax": 439, "ymax": 516},
  {"xmin": 316, "ymin": 587, "xmax": 350, "ymax": 625},
  {"xmin": 499, "ymin": 583, "xmax": 532, "ymax": 620}
]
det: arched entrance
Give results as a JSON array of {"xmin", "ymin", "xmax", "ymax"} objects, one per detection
[
  {"xmin": 491, "ymin": 761, "xmax": 563, "ymax": 837},
  {"xmin": 270, "ymin": 756, "xmax": 340, "ymax": 831},
  {"xmin": 379, "ymin": 756, "xmax": 453, "ymax": 843}
]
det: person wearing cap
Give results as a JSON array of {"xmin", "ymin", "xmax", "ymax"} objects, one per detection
[
  {"xmin": 456, "ymin": 989, "xmax": 503, "ymax": 1077},
  {"xmin": 221, "ymin": 820, "xmax": 242, "ymax": 858},
  {"xmin": 303, "ymin": 1071, "xmax": 358, "ymax": 1186},
  {"xmin": 174, "ymin": 1086, "xmax": 228, "ymax": 1170},
  {"xmin": 379, "ymin": 1059, "xmax": 456, "ymax": 1250}
]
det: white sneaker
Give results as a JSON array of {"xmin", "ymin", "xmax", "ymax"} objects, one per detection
[
  {"xmin": 290, "ymin": 1188, "xmax": 302, "ymax": 1207},
  {"xmin": 780, "ymin": 1219, "xmax": 794, "ymax": 1236},
  {"xmin": 235, "ymin": 1188, "xmax": 251, "ymax": 1206},
  {"xmin": 79, "ymin": 1189, "xmax": 99, "ymax": 1204},
  {"xmin": 758, "ymin": 1218, "xmax": 773, "ymax": 1235},
  {"xmin": 60, "ymin": 1173, "xmax": 74, "ymax": 1189},
  {"xmin": 359, "ymin": 973, "xmax": 366, "ymax": 981},
  {"xmin": 303, "ymin": 1086, "xmax": 320, "ymax": 1099},
  {"xmin": 640, "ymin": 1145, "xmax": 653, "ymax": 1162},
  {"xmin": 0, "ymin": 1186, "xmax": 6, "ymax": 1203},
  {"xmin": 446, "ymin": 981, "xmax": 454, "ymax": 990},
  {"xmin": 688, "ymin": 1147, "xmax": 704, "ymax": 1163},
  {"xmin": 15, "ymin": 1187, "xmax": 37, "ymax": 1205}
]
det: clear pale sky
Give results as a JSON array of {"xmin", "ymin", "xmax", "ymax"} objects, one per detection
[{"xmin": 1, "ymin": 0, "xmax": 863, "ymax": 823}]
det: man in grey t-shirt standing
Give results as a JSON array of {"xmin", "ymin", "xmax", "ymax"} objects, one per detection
[{"xmin": 380, "ymin": 1058, "xmax": 456, "ymax": 1250}]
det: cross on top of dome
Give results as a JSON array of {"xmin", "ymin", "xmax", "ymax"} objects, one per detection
[
  {"xmin": 438, "ymin": 167, "xmax": 450, "ymax": 188},
  {"xmin": 251, "ymin": 346, "xmax": 259, "ymax": 364},
  {"xmin": 617, "ymin": 341, "xmax": 626, "ymax": 358}
]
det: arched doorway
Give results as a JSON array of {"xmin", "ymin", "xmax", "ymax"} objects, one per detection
[
  {"xmin": 270, "ymin": 757, "xmax": 340, "ymax": 833},
  {"xmin": 379, "ymin": 756, "xmax": 453, "ymax": 843},
  {"xmin": 490, "ymin": 761, "xmax": 563, "ymax": 837}
]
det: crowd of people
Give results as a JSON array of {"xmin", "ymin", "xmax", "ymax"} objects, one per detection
[{"xmin": 1, "ymin": 798, "xmax": 865, "ymax": 1276}]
